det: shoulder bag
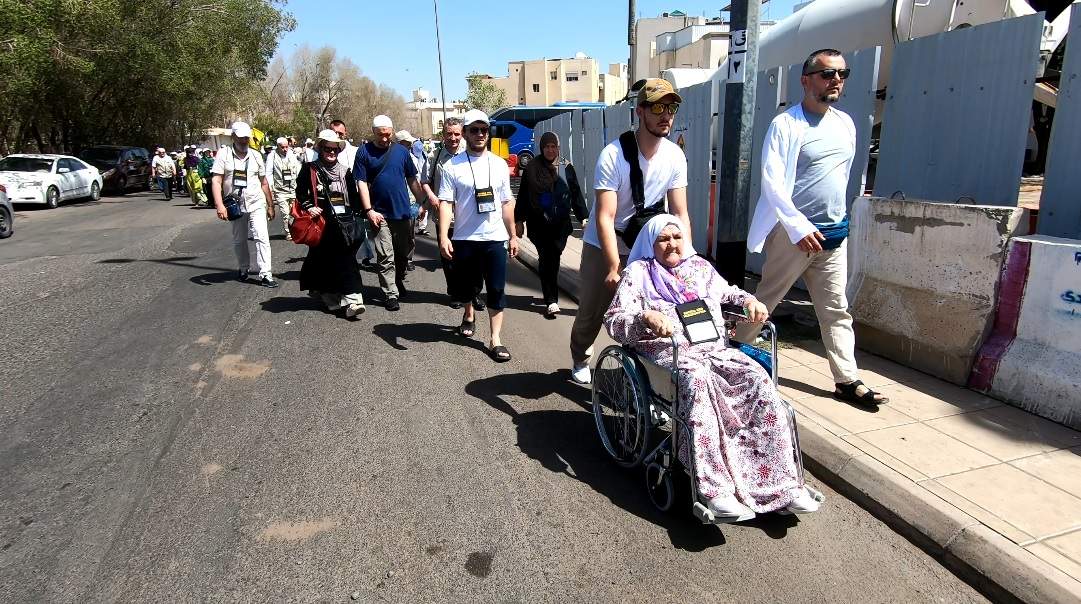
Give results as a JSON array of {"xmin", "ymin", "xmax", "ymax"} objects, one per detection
[
  {"xmin": 288, "ymin": 165, "xmax": 325, "ymax": 245},
  {"xmin": 617, "ymin": 130, "xmax": 667, "ymax": 248}
]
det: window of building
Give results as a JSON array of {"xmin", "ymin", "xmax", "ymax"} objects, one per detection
[
  {"xmin": 566, "ymin": 74, "xmax": 579, "ymax": 82},
  {"xmin": 581, "ymin": 70, "xmax": 588, "ymax": 76},
  {"xmin": 531, "ymin": 83, "xmax": 540, "ymax": 93},
  {"xmin": 549, "ymin": 71, "xmax": 557, "ymax": 80}
]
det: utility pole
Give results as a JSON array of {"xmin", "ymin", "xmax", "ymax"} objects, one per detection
[
  {"xmin": 713, "ymin": 0, "xmax": 760, "ymax": 288},
  {"xmin": 628, "ymin": 0, "xmax": 636, "ymax": 84},
  {"xmin": 433, "ymin": 0, "xmax": 449, "ymax": 136}
]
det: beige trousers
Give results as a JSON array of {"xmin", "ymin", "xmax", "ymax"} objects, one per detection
[
  {"xmin": 734, "ymin": 225, "xmax": 859, "ymax": 384},
  {"xmin": 569, "ymin": 243, "xmax": 627, "ymax": 365}
]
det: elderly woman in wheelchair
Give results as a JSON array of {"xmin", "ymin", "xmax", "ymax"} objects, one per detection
[{"xmin": 596, "ymin": 214, "xmax": 821, "ymax": 523}]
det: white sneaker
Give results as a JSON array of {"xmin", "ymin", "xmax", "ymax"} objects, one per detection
[
  {"xmin": 546, "ymin": 303, "xmax": 560, "ymax": 317},
  {"xmin": 706, "ymin": 494, "xmax": 756, "ymax": 521},
  {"xmin": 784, "ymin": 487, "xmax": 821, "ymax": 514},
  {"xmin": 345, "ymin": 303, "xmax": 366, "ymax": 318},
  {"xmin": 570, "ymin": 362, "xmax": 591, "ymax": 385}
]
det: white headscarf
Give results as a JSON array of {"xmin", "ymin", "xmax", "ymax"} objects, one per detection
[{"xmin": 626, "ymin": 214, "xmax": 697, "ymax": 264}]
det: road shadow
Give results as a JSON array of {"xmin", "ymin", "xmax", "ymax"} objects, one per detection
[
  {"xmin": 371, "ymin": 321, "xmax": 488, "ymax": 356},
  {"xmin": 464, "ymin": 370, "xmax": 796, "ymax": 550},
  {"xmin": 260, "ymin": 295, "xmax": 331, "ymax": 315},
  {"xmin": 190, "ymin": 271, "xmax": 239, "ymax": 286}
]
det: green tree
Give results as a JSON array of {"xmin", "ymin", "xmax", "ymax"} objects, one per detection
[
  {"xmin": 465, "ymin": 73, "xmax": 507, "ymax": 115},
  {"xmin": 0, "ymin": 0, "xmax": 295, "ymax": 153}
]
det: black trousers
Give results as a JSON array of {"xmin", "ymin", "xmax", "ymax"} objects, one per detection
[{"xmin": 533, "ymin": 235, "xmax": 568, "ymax": 305}]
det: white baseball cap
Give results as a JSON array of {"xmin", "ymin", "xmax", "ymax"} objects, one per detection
[
  {"xmin": 462, "ymin": 109, "xmax": 490, "ymax": 127},
  {"xmin": 304, "ymin": 138, "xmax": 314, "ymax": 145},
  {"xmin": 372, "ymin": 115, "xmax": 393, "ymax": 129},
  {"xmin": 394, "ymin": 130, "xmax": 416, "ymax": 143},
  {"xmin": 230, "ymin": 121, "xmax": 253, "ymax": 138}
]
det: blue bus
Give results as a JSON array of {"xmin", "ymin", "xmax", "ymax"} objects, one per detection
[{"xmin": 489, "ymin": 102, "xmax": 605, "ymax": 169}]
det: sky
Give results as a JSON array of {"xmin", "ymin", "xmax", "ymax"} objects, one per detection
[{"xmin": 277, "ymin": 0, "xmax": 801, "ymax": 102}]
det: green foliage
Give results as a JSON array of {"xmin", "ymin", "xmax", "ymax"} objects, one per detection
[
  {"xmin": 465, "ymin": 73, "xmax": 507, "ymax": 115},
  {"xmin": 0, "ymin": 0, "xmax": 295, "ymax": 153}
]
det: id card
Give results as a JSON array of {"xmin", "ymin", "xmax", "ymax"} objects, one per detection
[
  {"xmin": 232, "ymin": 168, "xmax": 248, "ymax": 188},
  {"xmin": 675, "ymin": 299, "xmax": 720, "ymax": 344},
  {"xmin": 329, "ymin": 191, "xmax": 346, "ymax": 214},
  {"xmin": 475, "ymin": 186, "xmax": 496, "ymax": 213},
  {"xmin": 282, "ymin": 169, "xmax": 293, "ymax": 185}
]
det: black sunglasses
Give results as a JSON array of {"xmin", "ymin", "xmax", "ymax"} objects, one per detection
[
  {"xmin": 804, "ymin": 68, "xmax": 851, "ymax": 80},
  {"xmin": 467, "ymin": 126, "xmax": 489, "ymax": 135}
]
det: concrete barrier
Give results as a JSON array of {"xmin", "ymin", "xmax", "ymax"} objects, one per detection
[
  {"xmin": 970, "ymin": 235, "xmax": 1081, "ymax": 429},
  {"xmin": 847, "ymin": 196, "xmax": 1028, "ymax": 384}
]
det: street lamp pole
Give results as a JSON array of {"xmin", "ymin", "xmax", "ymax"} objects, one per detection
[
  {"xmin": 433, "ymin": 0, "xmax": 449, "ymax": 134},
  {"xmin": 713, "ymin": 0, "xmax": 760, "ymax": 287}
]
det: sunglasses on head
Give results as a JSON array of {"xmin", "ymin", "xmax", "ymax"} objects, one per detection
[
  {"xmin": 467, "ymin": 126, "xmax": 489, "ymax": 135},
  {"xmin": 645, "ymin": 102, "xmax": 679, "ymax": 115},
  {"xmin": 804, "ymin": 68, "xmax": 851, "ymax": 80}
]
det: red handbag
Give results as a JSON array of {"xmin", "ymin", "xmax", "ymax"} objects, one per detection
[{"xmin": 289, "ymin": 165, "xmax": 325, "ymax": 245}]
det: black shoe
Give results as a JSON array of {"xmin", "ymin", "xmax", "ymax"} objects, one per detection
[
  {"xmin": 473, "ymin": 295, "xmax": 486, "ymax": 312},
  {"xmin": 257, "ymin": 276, "xmax": 279, "ymax": 288},
  {"xmin": 385, "ymin": 298, "xmax": 400, "ymax": 311},
  {"xmin": 406, "ymin": 261, "xmax": 416, "ymax": 271},
  {"xmin": 360, "ymin": 258, "xmax": 374, "ymax": 267},
  {"xmin": 449, "ymin": 301, "xmax": 463, "ymax": 309},
  {"xmin": 236, "ymin": 271, "xmax": 249, "ymax": 282}
]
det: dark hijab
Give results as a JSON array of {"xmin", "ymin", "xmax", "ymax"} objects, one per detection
[{"xmin": 524, "ymin": 131, "xmax": 560, "ymax": 193}]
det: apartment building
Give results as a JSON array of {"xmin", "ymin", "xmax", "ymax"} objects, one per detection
[{"xmin": 478, "ymin": 54, "xmax": 628, "ymax": 106}]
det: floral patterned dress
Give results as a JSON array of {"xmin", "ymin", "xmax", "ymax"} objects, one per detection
[{"xmin": 603, "ymin": 256, "xmax": 801, "ymax": 512}]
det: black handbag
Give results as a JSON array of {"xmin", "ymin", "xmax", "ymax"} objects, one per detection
[
  {"xmin": 222, "ymin": 192, "xmax": 244, "ymax": 221},
  {"xmin": 616, "ymin": 130, "xmax": 667, "ymax": 248}
]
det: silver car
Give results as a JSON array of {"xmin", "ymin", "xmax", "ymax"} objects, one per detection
[{"xmin": 0, "ymin": 154, "xmax": 103, "ymax": 209}]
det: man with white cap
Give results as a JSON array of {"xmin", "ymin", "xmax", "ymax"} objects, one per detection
[
  {"xmin": 353, "ymin": 114, "xmax": 425, "ymax": 311},
  {"xmin": 437, "ymin": 109, "xmax": 519, "ymax": 362},
  {"xmin": 395, "ymin": 129, "xmax": 425, "ymax": 271},
  {"xmin": 210, "ymin": 121, "xmax": 279, "ymax": 288},
  {"xmin": 300, "ymin": 138, "xmax": 317, "ymax": 163},
  {"xmin": 151, "ymin": 147, "xmax": 176, "ymax": 200},
  {"xmin": 267, "ymin": 136, "xmax": 301, "ymax": 239}
]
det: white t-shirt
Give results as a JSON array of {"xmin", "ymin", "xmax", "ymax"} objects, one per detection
[
  {"xmin": 211, "ymin": 146, "xmax": 268, "ymax": 212},
  {"xmin": 584, "ymin": 136, "xmax": 688, "ymax": 249},
  {"xmin": 339, "ymin": 142, "xmax": 357, "ymax": 174},
  {"xmin": 437, "ymin": 151, "xmax": 513, "ymax": 242}
]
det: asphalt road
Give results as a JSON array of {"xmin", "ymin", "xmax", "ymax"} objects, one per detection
[{"xmin": 0, "ymin": 192, "xmax": 988, "ymax": 603}]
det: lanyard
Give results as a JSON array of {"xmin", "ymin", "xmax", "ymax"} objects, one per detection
[{"xmin": 466, "ymin": 152, "xmax": 490, "ymax": 194}]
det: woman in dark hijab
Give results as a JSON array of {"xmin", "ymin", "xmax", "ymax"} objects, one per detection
[
  {"xmin": 514, "ymin": 131, "xmax": 589, "ymax": 318},
  {"xmin": 296, "ymin": 129, "xmax": 367, "ymax": 319}
]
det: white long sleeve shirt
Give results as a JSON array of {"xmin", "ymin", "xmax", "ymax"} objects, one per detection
[{"xmin": 747, "ymin": 103, "xmax": 856, "ymax": 253}]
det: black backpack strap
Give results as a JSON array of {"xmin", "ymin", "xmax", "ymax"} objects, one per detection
[{"xmin": 618, "ymin": 130, "xmax": 645, "ymax": 214}]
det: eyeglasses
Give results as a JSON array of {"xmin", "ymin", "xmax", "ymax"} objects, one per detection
[
  {"xmin": 804, "ymin": 68, "xmax": 851, "ymax": 80},
  {"xmin": 467, "ymin": 126, "xmax": 489, "ymax": 135},
  {"xmin": 647, "ymin": 102, "xmax": 680, "ymax": 115}
]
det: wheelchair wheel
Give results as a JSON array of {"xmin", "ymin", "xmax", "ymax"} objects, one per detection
[
  {"xmin": 645, "ymin": 462, "xmax": 675, "ymax": 512},
  {"xmin": 592, "ymin": 346, "xmax": 651, "ymax": 468}
]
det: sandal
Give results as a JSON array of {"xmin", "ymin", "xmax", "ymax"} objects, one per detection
[
  {"xmin": 490, "ymin": 345, "xmax": 512, "ymax": 363},
  {"xmin": 458, "ymin": 318, "xmax": 475, "ymax": 338},
  {"xmin": 834, "ymin": 380, "xmax": 889, "ymax": 406}
]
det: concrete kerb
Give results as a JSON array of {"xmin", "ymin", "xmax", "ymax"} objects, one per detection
[{"xmin": 515, "ymin": 238, "xmax": 1081, "ymax": 603}]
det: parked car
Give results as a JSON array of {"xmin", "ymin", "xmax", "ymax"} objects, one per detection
[
  {"xmin": 78, "ymin": 145, "xmax": 151, "ymax": 193},
  {"xmin": 0, "ymin": 154, "xmax": 103, "ymax": 208},
  {"xmin": 0, "ymin": 183, "xmax": 13, "ymax": 238}
]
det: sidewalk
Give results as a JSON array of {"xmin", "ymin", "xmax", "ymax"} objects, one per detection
[{"xmin": 517, "ymin": 233, "xmax": 1081, "ymax": 604}]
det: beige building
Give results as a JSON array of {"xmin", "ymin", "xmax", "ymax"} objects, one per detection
[
  {"xmin": 403, "ymin": 88, "xmax": 468, "ymax": 139},
  {"xmin": 634, "ymin": 12, "xmax": 777, "ymax": 81},
  {"xmin": 478, "ymin": 54, "xmax": 628, "ymax": 107}
]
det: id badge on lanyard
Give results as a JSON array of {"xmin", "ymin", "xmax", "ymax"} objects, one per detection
[
  {"xmin": 282, "ymin": 167, "xmax": 293, "ymax": 186},
  {"xmin": 475, "ymin": 186, "xmax": 496, "ymax": 213},
  {"xmin": 232, "ymin": 167, "xmax": 248, "ymax": 189},
  {"xmin": 675, "ymin": 299, "xmax": 720, "ymax": 344},
  {"xmin": 329, "ymin": 191, "xmax": 347, "ymax": 214}
]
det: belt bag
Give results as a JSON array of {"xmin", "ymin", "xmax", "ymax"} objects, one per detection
[
  {"xmin": 223, "ymin": 192, "xmax": 245, "ymax": 221},
  {"xmin": 616, "ymin": 130, "xmax": 667, "ymax": 248}
]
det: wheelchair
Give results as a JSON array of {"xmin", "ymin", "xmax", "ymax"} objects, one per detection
[{"xmin": 591, "ymin": 308, "xmax": 825, "ymax": 524}]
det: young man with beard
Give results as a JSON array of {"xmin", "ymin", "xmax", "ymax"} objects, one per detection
[
  {"xmin": 437, "ymin": 110, "xmax": 518, "ymax": 362},
  {"xmin": 569, "ymin": 78, "xmax": 692, "ymax": 384},
  {"xmin": 210, "ymin": 121, "xmax": 279, "ymax": 288},
  {"xmin": 733, "ymin": 49, "xmax": 887, "ymax": 406}
]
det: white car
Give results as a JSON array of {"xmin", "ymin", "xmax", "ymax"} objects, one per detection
[{"xmin": 0, "ymin": 154, "xmax": 103, "ymax": 208}]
